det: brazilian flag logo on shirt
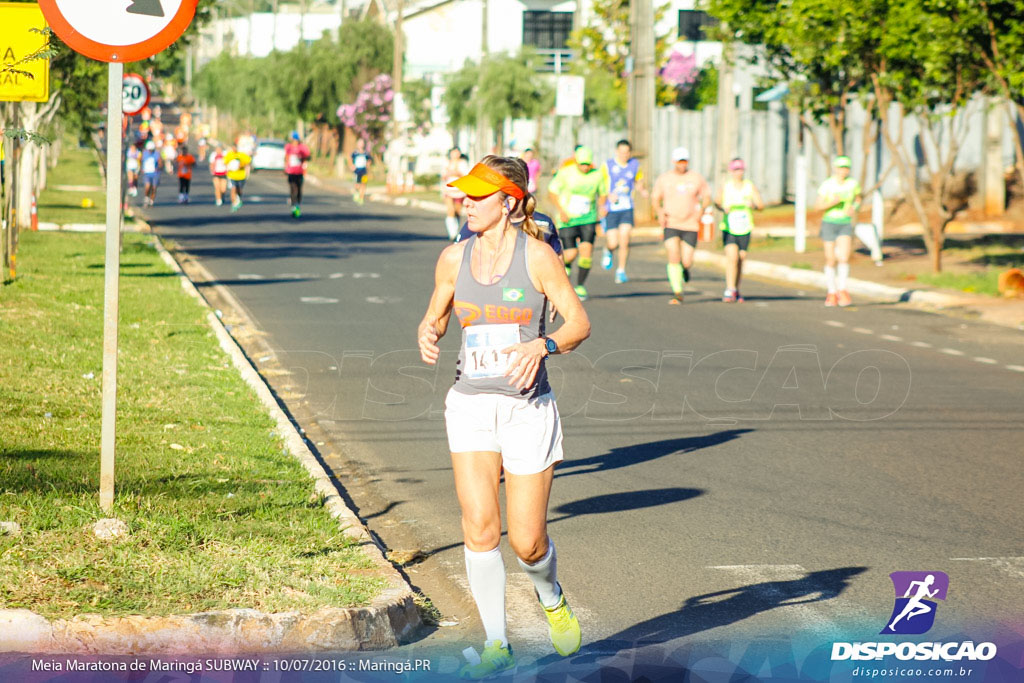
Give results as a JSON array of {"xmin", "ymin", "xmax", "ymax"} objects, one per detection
[{"xmin": 503, "ymin": 288, "xmax": 525, "ymax": 302}]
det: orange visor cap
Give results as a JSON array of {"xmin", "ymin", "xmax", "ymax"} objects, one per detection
[{"xmin": 447, "ymin": 163, "xmax": 525, "ymax": 199}]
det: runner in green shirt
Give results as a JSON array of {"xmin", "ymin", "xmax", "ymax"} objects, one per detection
[
  {"xmin": 815, "ymin": 156, "xmax": 862, "ymax": 307},
  {"xmin": 547, "ymin": 146, "xmax": 609, "ymax": 302}
]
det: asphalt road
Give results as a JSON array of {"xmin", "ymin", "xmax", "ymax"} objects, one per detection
[{"xmin": 144, "ymin": 153, "xmax": 1024, "ymax": 672}]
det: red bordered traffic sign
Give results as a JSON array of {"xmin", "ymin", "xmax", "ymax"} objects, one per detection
[
  {"xmin": 122, "ymin": 73, "xmax": 150, "ymax": 116},
  {"xmin": 38, "ymin": 0, "xmax": 198, "ymax": 63}
]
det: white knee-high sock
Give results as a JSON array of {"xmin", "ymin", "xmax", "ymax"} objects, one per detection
[
  {"xmin": 465, "ymin": 546, "xmax": 507, "ymax": 647},
  {"xmin": 824, "ymin": 265, "xmax": 837, "ymax": 293},
  {"xmin": 837, "ymin": 263, "xmax": 850, "ymax": 291},
  {"xmin": 516, "ymin": 538, "xmax": 561, "ymax": 609}
]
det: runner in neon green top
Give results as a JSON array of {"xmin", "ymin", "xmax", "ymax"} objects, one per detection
[
  {"xmin": 547, "ymin": 146, "xmax": 609, "ymax": 301},
  {"xmin": 714, "ymin": 158, "xmax": 764, "ymax": 302},
  {"xmin": 815, "ymin": 156, "xmax": 862, "ymax": 307}
]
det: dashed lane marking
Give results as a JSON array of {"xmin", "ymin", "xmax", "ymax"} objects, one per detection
[
  {"xmin": 824, "ymin": 321, "xmax": 846, "ymax": 328},
  {"xmin": 940, "ymin": 348, "xmax": 966, "ymax": 356},
  {"xmin": 851, "ymin": 327, "xmax": 873, "ymax": 335},
  {"xmin": 973, "ymin": 357, "xmax": 998, "ymax": 365},
  {"xmin": 1006, "ymin": 365, "xmax": 1024, "ymax": 373},
  {"xmin": 880, "ymin": 334, "xmax": 903, "ymax": 342},
  {"xmin": 909, "ymin": 341, "xmax": 932, "ymax": 348},
  {"xmin": 300, "ymin": 297, "xmax": 339, "ymax": 304}
]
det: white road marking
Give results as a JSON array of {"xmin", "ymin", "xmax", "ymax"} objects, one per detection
[
  {"xmin": 277, "ymin": 273, "xmax": 319, "ymax": 280},
  {"xmin": 1006, "ymin": 365, "xmax": 1024, "ymax": 373},
  {"xmin": 329, "ymin": 273, "xmax": 345, "ymax": 279},
  {"xmin": 972, "ymin": 357, "xmax": 998, "ymax": 365},
  {"xmin": 880, "ymin": 334, "xmax": 903, "ymax": 342},
  {"xmin": 300, "ymin": 297, "xmax": 339, "ymax": 304},
  {"xmin": 910, "ymin": 341, "xmax": 932, "ymax": 348},
  {"xmin": 852, "ymin": 327, "xmax": 874, "ymax": 335},
  {"xmin": 237, "ymin": 273, "xmax": 265, "ymax": 280},
  {"xmin": 352, "ymin": 272, "xmax": 381, "ymax": 279},
  {"xmin": 366, "ymin": 296, "xmax": 401, "ymax": 304},
  {"xmin": 940, "ymin": 348, "xmax": 965, "ymax": 356},
  {"xmin": 950, "ymin": 557, "xmax": 1024, "ymax": 579},
  {"xmin": 824, "ymin": 321, "xmax": 846, "ymax": 328}
]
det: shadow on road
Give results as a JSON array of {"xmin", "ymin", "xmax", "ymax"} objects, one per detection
[
  {"xmin": 555, "ymin": 429, "xmax": 752, "ymax": 479},
  {"xmin": 418, "ymin": 487, "xmax": 704, "ymax": 560},
  {"xmin": 562, "ymin": 566, "xmax": 868, "ymax": 665}
]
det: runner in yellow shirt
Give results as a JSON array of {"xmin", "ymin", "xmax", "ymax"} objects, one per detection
[
  {"xmin": 815, "ymin": 156, "xmax": 862, "ymax": 307},
  {"xmin": 224, "ymin": 143, "xmax": 252, "ymax": 212},
  {"xmin": 714, "ymin": 158, "xmax": 764, "ymax": 302}
]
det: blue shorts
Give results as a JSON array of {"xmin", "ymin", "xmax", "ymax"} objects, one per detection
[
  {"xmin": 604, "ymin": 209, "xmax": 634, "ymax": 231},
  {"xmin": 143, "ymin": 173, "xmax": 159, "ymax": 187}
]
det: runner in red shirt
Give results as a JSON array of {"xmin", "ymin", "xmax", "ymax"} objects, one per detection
[
  {"xmin": 209, "ymin": 142, "xmax": 228, "ymax": 206},
  {"xmin": 284, "ymin": 131, "xmax": 311, "ymax": 218},
  {"xmin": 176, "ymin": 145, "xmax": 196, "ymax": 204}
]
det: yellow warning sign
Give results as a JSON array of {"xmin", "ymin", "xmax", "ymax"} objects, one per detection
[{"xmin": 0, "ymin": 2, "xmax": 51, "ymax": 103}]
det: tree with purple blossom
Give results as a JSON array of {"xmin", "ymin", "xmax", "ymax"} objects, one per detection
[{"xmin": 337, "ymin": 73, "xmax": 395, "ymax": 158}]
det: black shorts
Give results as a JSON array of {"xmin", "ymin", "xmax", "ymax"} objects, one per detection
[
  {"xmin": 558, "ymin": 222, "xmax": 597, "ymax": 246},
  {"xmin": 354, "ymin": 169, "xmax": 367, "ymax": 184},
  {"xmin": 604, "ymin": 209, "xmax": 634, "ymax": 231},
  {"xmin": 722, "ymin": 231, "xmax": 751, "ymax": 251},
  {"xmin": 664, "ymin": 228, "xmax": 698, "ymax": 248}
]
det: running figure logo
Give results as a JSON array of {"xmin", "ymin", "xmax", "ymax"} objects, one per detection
[{"xmin": 881, "ymin": 571, "xmax": 949, "ymax": 635}]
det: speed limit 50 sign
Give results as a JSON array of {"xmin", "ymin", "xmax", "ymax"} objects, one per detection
[{"xmin": 122, "ymin": 73, "xmax": 150, "ymax": 116}]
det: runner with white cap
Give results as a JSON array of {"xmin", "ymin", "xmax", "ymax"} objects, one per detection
[
  {"xmin": 651, "ymin": 146, "xmax": 712, "ymax": 304},
  {"xmin": 715, "ymin": 158, "xmax": 764, "ymax": 302},
  {"xmin": 815, "ymin": 156, "xmax": 862, "ymax": 307}
]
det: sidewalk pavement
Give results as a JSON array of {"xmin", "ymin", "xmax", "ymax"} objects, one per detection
[{"xmin": 307, "ymin": 173, "xmax": 1024, "ymax": 332}]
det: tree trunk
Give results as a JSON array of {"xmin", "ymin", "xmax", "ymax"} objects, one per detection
[{"xmin": 1011, "ymin": 101, "xmax": 1024, "ymax": 193}]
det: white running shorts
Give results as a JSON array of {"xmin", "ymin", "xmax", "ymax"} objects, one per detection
[{"xmin": 444, "ymin": 388, "xmax": 563, "ymax": 475}]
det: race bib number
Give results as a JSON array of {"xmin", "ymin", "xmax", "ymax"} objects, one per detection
[
  {"xmin": 464, "ymin": 324, "xmax": 520, "ymax": 380},
  {"xmin": 727, "ymin": 210, "xmax": 752, "ymax": 233},
  {"xmin": 227, "ymin": 159, "xmax": 241, "ymax": 172},
  {"xmin": 142, "ymin": 158, "xmax": 157, "ymax": 174},
  {"xmin": 354, "ymin": 155, "xmax": 367, "ymax": 169},
  {"xmin": 213, "ymin": 157, "xmax": 226, "ymax": 174},
  {"xmin": 287, "ymin": 154, "xmax": 302, "ymax": 168},
  {"xmin": 567, "ymin": 194, "xmax": 592, "ymax": 217}
]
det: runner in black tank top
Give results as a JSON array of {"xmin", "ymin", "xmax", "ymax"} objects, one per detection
[{"xmin": 417, "ymin": 156, "xmax": 591, "ymax": 679}]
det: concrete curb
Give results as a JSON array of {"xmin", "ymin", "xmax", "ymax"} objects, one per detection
[
  {"xmin": 691, "ymin": 249, "xmax": 987, "ymax": 310},
  {"xmin": 0, "ymin": 233, "xmax": 421, "ymax": 655}
]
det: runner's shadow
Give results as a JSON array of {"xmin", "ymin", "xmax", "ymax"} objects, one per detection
[
  {"xmin": 561, "ymin": 566, "xmax": 868, "ymax": 666},
  {"xmin": 555, "ymin": 429, "xmax": 751, "ymax": 479},
  {"xmin": 418, "ymin": 487, "xmax": 703, "ymax": 559}
]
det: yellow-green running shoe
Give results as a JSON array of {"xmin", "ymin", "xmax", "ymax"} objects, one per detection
[
  {"xmin": 543, "ymin": 591, "xmax": 581, "ymax": 656},
  {"xmin": 458, "ymin": 640, "xmax": 515, "ymax": 680}
]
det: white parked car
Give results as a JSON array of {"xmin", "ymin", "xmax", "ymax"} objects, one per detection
[{"xmin": 252, "ymin": 139, "xmax": 286, "ymax": 171}]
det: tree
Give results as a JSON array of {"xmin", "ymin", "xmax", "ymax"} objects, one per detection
[
  {"xmin": 443, "ymin": 50, "xmax": 554, "ymax": 144},
  {"xmin": 953, "ymin": 0, "xmax": 1024, "ymax": 189},
  {"xmin": 337, "ymin": 74, "xmax": 393, "ymax": 157},
  {"xmin": 870, "ymin": 0, "xmax": 990, "ymax": 272},
  {"xmin": 566, "ymin": 0, "xmax": 674, "ymax": 124}
]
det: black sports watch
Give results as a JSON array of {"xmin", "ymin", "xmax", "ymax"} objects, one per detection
[{"xmin": 542, "ymin": 336, "xmax": 558, "ymax": 356}]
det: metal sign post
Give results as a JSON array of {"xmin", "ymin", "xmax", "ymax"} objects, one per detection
[
  {"xmin": 99, "ymin": 61, "xmax": 123, "ymax": 511},
  {"xmin": 38, "ymin": 0, "xmax": 197, "ymax": 513}
]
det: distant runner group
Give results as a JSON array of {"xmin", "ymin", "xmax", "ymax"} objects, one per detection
[{"xmin": 440, "ymin": 141, "xmax": 861, "ymax": 308}]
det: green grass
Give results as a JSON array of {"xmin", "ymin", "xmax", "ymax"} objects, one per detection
[
  {"xmin": 0, "ymin": 232, "xmax": 385, "ymax": 618},
  {"xmin": 37, "ymin": 141, "xmax": 108, "ymax": 225},
  {"xmin": 914, "ymin": 239, "xmax": 1024, "ymax": 296},
  {"xmin": 914, "ymin": 270, "xmax": 1006, "ymax": 296}
]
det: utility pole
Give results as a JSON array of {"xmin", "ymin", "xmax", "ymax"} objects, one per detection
[
  {"xmin": 390, "ymin": 0, "xmax": 405, "ymax": 191},
  {"xmin": 715, "ymin": 44, "xmax": 737, "ymax": 186},
  {"xmin": 627, "ymin": 0, "xmax": 654, "ymax": 221},
  {"xmin": 474, "ymin": 0, "xmax": 489, "ymax": 160}
]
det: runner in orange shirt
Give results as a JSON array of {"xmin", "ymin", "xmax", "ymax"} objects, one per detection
[
  {"xmin": 176, "ymin": 145, "xmax": 196, "ymax": 204},
  {"xmin": 651, "ymin": 146, "xmax": 712, "ymax": 304}
]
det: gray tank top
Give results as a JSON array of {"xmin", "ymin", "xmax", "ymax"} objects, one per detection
[{"xmin": 452, "ymin": 230, "xmax": 550, "ymax": 398}]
